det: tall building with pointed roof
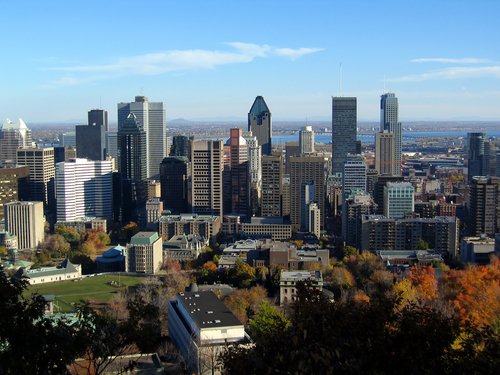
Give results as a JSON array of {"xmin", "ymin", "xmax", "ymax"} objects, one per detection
[
  {"xmin": 248, "ymin": 96, "xmax": 272, "ymax": 155},
  {"xmin": 0, "ymin": 118, "xmax": 32, "ymax": 165}
]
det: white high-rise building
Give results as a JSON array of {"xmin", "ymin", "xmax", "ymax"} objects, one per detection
[
  {"xmin": 243, "ymin": 130, "xmax": 262, "ymax": 216},
  {"xmin": 55, "ymin": 158, "xmax": 113, "ymax": 221},
  {"xmin": 342, "ymin": 154, "xmax": 367, "ymax": 241},
  {"xmin": 4, "ymin": 201, "xmax": 45, "ymax": 250},
  {"xmin": 0, "ymin": 118, "xmax": 32, "ymax": 164},
  {"xmin": 299, "ymin": 126, "xmax": 315, "ymax": 155},
  {"xmin": 380, "ymin": 93, "xmax": 402, "ymax": 175},
  {"xmin": 118, "ymin": 96, "xmax": 166, "ymax": 178},
  {"xmin": 384, "ymin": 182, "xmax": 414, "ymax": 219}
]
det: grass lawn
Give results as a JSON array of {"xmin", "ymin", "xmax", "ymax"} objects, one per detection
[{"xmin": 26, "ymin": 274, "xmax": 148, "ymax": 312}]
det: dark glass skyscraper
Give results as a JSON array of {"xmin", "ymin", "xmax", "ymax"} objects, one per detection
[
  {"xmin": 248, "ymin": 96, "xmax": 272, "ymax": 155},
  {"xmin": 332, "ymin": 97, "xmax": 357, "ymax": 175},
  {"xmin": 160, "ymin": 156, "xmax": 190, "ymax": 214},
  {"xmin": 171, "ymin": 135, "xmax": 193, "ymax": 160},
  {"xmin": 467, "ymin": 132, "xmax": 486, "ymax": 183},
  {"xmin": 88, "ymin": 109, "xmax": 108, "ymax": 131},
  {"xmin": 117, "ymin": 113, "xmax": 147, "ymax": 223},
  {"xmin": 380, "ymin": 93, "xmax": 402, "ymax": 175}
]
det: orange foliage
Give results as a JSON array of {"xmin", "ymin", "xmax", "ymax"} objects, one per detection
[
  {"xmin": 202, "ymin": 261, "xmax": 218, "ymax": 273},
  {"xmin": 352, "ymin": 290, "xmax": 370, "ymax": 304},
  {"xmin": 407, "ymin": 265, "xmax": 438, "ymax": 301},
  {"xmin": 441, "ymin": 257, "xmax": 500, "ymax": 327}
]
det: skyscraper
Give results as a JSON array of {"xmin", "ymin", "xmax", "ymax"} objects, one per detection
[
  {"xmin": 223, "ymin": 129, "xmax": 249, "ymax": 217},
  {"xmin": 171, "ymin": 135, "xmax": 193, "ymax": 160},
  {"xmin": 375, "ymin": 131, "xmax": 396, "ymax": 175},
  {"xmin": 117, "ymin": 113, "xmax": 147, "ymax": 223},
  {"xmin": 380, "ymin": 93, "xmax": 402, "ymax": 175},
  {"xmin": 88, "ymin": 109, "xmax": 108, "ymax": 131},
  {"xmin": 342, "ymin": 154, "xmax": 367, "ymax": 241},
  {"xmin": 332, "ymin": 97, "xmax": 357, "ymax": 175},
  {"xmin": 468, "ymin": 176, "xmax": 500, "ymax": 236},
  {"xmin": 299, "ymin": 126, "xmax": 315, "ymax": 155},
  {"xmin": 243, "ymin": 131, "xmax": 262, "ymax": 217},
  {"xmin": 4, "ymin": 201, "xmax": 45, "ymax": 250},
  {"xmin": 261, "ymin": 155, "xmax": 283, "ymax": 217},
  {"xmin": 467, "ymin": 132, "xmax": 486, "ymax": 183},
  {"xmin": 160, "ymin": 156, "xmax": 190, "ymax": 214},
  {"xmin": 0, "ymin": 118, "xmax": 32, "ymax": 165},
  {"xmin": 290, "ymin": 156, "xmax": 327, "ymax": 230},
  {"xmin": 55, "ymin": 158, "xmax": 113, "ymax": 221},
  {"xmin": 118, "ymin": 96, "xmax": 166, "ymax": 178},
  {"xmin": 191, "ymin": 140, "xmax": 223, "ymax": 218},
  {"xmin": 248, "ymin": 96, "xmax": 272, "ymax": 155}
]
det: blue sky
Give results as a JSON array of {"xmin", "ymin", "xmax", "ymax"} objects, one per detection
[{"xmin": 2, "ymin": 0, "xmax": 500, "ymax": 123}]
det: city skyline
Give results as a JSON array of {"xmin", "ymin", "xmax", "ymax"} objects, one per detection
[{"xmin": 2, "ymin": 1, "xmax": 500, "ymax": 123}]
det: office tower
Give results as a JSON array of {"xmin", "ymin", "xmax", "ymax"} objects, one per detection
[
  {"xmin": 261, "ymin": 155, "xmax": 283, "ymax": 217},
  {"xmin": 191, "ymin": 140, "xmax": 223, "ymax": 218},
  {"xmin": 467, "ymin": 132, "xmax": 487, "ymax": 183},
  {"xmin": 0, "ymin": 118, "xmax": 32, "ymax": 165},
  {"xmin": 160, "ymin": 156, "xmax": 190, "ymax": 214},
  {"xmin": 332, "ymin": 97, "xmax": 357, "ymax": 175},
  {"xmin": 300, "ymin": 182, "xmax": 315, "ymax": 230},
  {"xmin": 88, "ymin": 109, "xmax": 108, "ymax": 131},
  {"xmin": 118, "ymin": 96, "xmax": 166, "ymax": 178},
  {"xmin": 147, "ymin": 180, "xmax": 161, "ymax": 199},
  {"xmin": 306, "ymin": 202, "xmax": 321, "ymax": 238},
  {"xmin": 16, "ymin": 147, "xmax": 55, "ymax": 214},
  {"xmin": 117, "ymin": 113, "xmax": 147, "ymax": 223},
  {"xmin": 171, "ymin": 135, "xmax": 193, "ymax": 160},
  {"xmin": 285, "ymin": 142, "xmax": 300, "ymax": 174},
  {"xmin": 53, "ymin": 147, "xmax": 66, "ymax": 165},
  {"xmin": 383, "ymin": 182, "xmax": 415, "ymax": 219},
  {"xmin": 223, "ymin": 129, "xmax": 249, "ymax": 217},
  {"xmin": 55, "ymin": 158, "xmax": 113, "ymax": 221},
  {"xmin": 380, "ymin": 93, "xmax": 402, "ymax": 175},
  {"xmin": 105, "ymin": 130, "xmax": 118, "ymax": 160},
  {"xmin": 61, "ymin": 132, "xmax": 76, "ymax": 147},
  {"xmin": 248, "ymin": 96, "xmax": 272, "ymax": 155},
  {"xmin": 484, "ymin": 139, "xmax": 497, "ymax": 177},
  {"xmin": 290, "ymin": 156, "xmax": 327, "ymax": 230},
  {"xmin": 4, "ymin": 201, "xmax": 44, "ymax": 250},
  {"xmin": 76, "ymin": 115, "xmax": 106, "ymax": 161},
  {"xmin": 468, "ymin": 176, "xmax": 500, "ymax": 236},
  {"xmin": 281, "ymin": 175, "xmax": 291, "ymax": 217},
  {"xmin": 342, "ymin": 155, "xmax": 367, "ymax": 241},
  {"xmin": 299, "ymin": 126, "xmax": 315, "ymax": 155},
  {"xmin": 375, "ymin": 131, "xmax": 396, "ymax": 175},
  {"xmin": 127, "ymin": 232, "xmax": 163, "ymax": 274},
  {"xmin": 243, "ymin": 131, "xmax": 262, "ymax": 216},
  {"xmin": 0, "ymin": 166, "xmax": 30, "ymax": 220}
]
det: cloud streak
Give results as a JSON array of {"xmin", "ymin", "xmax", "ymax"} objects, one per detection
[
  {"xmin": 43, "ymin": 43, "xmax": 323, "ymax": 86},
  {"xmin": 388, "ymin": 66, "xmax": 500, "ymax": 82},
  {"xmin": 410, "ymin": 57, "xmax": 490, "ymax": 64}
]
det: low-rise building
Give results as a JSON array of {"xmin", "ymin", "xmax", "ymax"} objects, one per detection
[
  {"xmin": 377, "ymin": 250, "xmax": 443, "ymax": 268},
  {"xmin": 240, "ymin": 217, "xmax": 292, "ymax": 240},
  {"xmin": 168, "ymin": 291, "xmax": 248, "ymax": 374},
  {"xmin": 15, "ymin": 259, "xmax": 81, "ymax": 285},
  {"xmin": 159, "ymin": 214, "xmax": 221, "ymax": 242},
  {"xmin": 95, "ymin": 245, "xmax": 126, "ymax": 272},
  {"xmin": 461, "ymin": 236, "xmax": 496, "ymax": 265},
  {"xmin": 55, "ymin": 217, "xmax": 107, "ymax": 233},
  {"xmin": 279, "ymin": 270, "xmax": 323, "ymax": 306},
  {"xmin": 164, "ymin": 234, "xmax": 206, "ymax": 261}
]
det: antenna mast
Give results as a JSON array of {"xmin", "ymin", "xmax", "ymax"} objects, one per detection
[{"xmin": 339, "ymin": 63, "xmax": 343, "ymax": 97}]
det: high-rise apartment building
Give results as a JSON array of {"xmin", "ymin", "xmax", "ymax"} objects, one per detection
[
  {"xmin": 55, "ymin": 158, "xmax": 113, "ymax": 221},
  {"xmin": 380, "ymin": 93, "xmax": 402, "ymax": 175},
  {"xmin": 118, "ymin": 96, "xmax": 166, "ymax": 178},
  {"xmin": 299, "ymin": 126, "xmax": 315, "ymax": 155},
  {"xmin": 0, "ymin": 118, "xmax": 32, "ymax": 165},
  {"xmin": 375, "ymin": 131, "xmax": 396, "ymax": 175},
  {"xmin": 88, "ymin": 109, "xmax": 108, "ymax": 131},
  {"xmin": 0, "ymin": 166, "xmax": 30, "ymax": 220},
  {"xmin": 16, "ymin": 147, "xmax": 55, "ymax": 215},
  {"xmin": 191, "ymin": 140, "xmax": 223, "ymax": 218},
  {"xmin": 223, "ymin": 129, "xmax": 249, "ymax": 217},
  {"xmin": 160, "ymin": 156, "xmax": 190, "ymax": 214},
  {"xmin": 248, "ymin": 96, "xmax": 272, "ymax": 155},
  {"xmin": 4, "ymin": 201, "xmax": 45, "ymax": 250},
  {"xmin": 290, "ymin": 156, "xmax": 326, "ymax": 230},
  {"xmin": 117, "ymin": 113, "xmax": 147, "ymax": 223},
  {"xmin": 243, "ymin": 131, "xmax": 262, "ymax": 217},
  {"xmin": 332, "ymin": 97, "xmax": 357, "ymax": 175},
  {"xmin": 468, "ymin": 176, "xmax": 500, "ymax": 236},
  {"xmin": 261, "ymin": 155, "xmax": 283, "ymax": 217},
  {"xmin": 383, "ymin": 182, "xmax": 415, "ymax": 219}
]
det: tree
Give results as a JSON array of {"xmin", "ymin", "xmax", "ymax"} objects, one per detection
[
  {"xmin": 39, "ymin": 234, "xmax": 71, "ymax": 258},
  {"xmin": 342, "ymin": 245, "xmax": 358, "ymax": 259},
  {"xmin": 0, "ymin": 245, "xmax": 8, "ymax": 258},
  {"xmin": 0, "ymin": 266, "xmax": 81, "ymax": 374},
  {"xmin": 55, "ymin": 225, "xmax": 81, "ymax": 248},
  {"xmin": 80, "ymin": 240, "xmax": 97, "ymax": 256},
  {"xmin": 248, "ymin": 301, "xmax": 290, "ymax": 344},
  {"xmin": 407, "ymin": 265, "xmax": 438, "ymax": 301},
  {"xmin": 324, "ymin": 266, "xmax": 355, "ymax": 299},
  {"xmin": 228, "ymin": 259, "xmax": 256, "ymax": 288},
  {"xmin": 223, "ymin": 286, "xmax": 267, "ymax": 324},
  {"xmin": 416, "ymin": 239, "xmax": 430, "ymax": 250}
]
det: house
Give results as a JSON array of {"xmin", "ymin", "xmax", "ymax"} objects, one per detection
[
  {"xmin": 15, "ymin": 259, "xmax": 82, "ymax": 285},
  {"xmin": 168, "ymin": 291, "xmax": 249, "ymax": 374}
]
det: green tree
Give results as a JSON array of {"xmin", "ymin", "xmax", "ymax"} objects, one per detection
[
  {"xmin": 55, "ymin": 225, "xmax": 81, "ymax": 248},
  {"xmin": 248, "ymin": 301, "xmax": 290, "ymax": 344},
  {"xmin": 342, "ymin": 245, "xmax": 358, "ymax": 259},
  {"xmin": 416, "ymin": 239, "xmax": 429, "ymax": 250},
  {"xmin": 0, "ymin": 245, "xmax": 8, "ymax": 258}
]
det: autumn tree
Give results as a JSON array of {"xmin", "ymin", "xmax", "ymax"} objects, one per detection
[
  {"xmin": 55, "ymin": 225, "xmax": 81, "ymax": 248},
  {"xmin": 223, "ymin": 286, "xmax": 267, "ymax": 324},
  {"xmin": 407, "ymin": 265, "xmax": 438, "ymax": 301}
]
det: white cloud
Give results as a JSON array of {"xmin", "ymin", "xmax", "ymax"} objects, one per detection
[
  {"xmin": 388, "ymin": 66, "xmax": 500, "ymax": 82},
  {"xmin": 410, "ymin": 57, "xmax": 490, "ymax": 64},
  {"xmin": 43, "ymin": 43, "xmax": 323, "ymax": 85}
]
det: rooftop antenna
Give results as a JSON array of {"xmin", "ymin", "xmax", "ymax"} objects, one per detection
[
  {"xmin": 339, "ymin": 63, "xmax": 343, "ymax": 97},
  {"xmin": 383, "ymin": 75, "xmax": 386, "ymax": 93},
  {"xmin": 99, "ymin": 96, "xmax": 102, "ymax": 109}
]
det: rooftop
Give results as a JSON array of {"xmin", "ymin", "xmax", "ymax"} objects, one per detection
[
  {"xmin": 130, "ymin": 232, "xmax": 160, "ymax": 245},
  {"xmin": 281, "ymin": 270, "xmax": 323, "ymax": 282},
  {"xmin": 159, "ymin": 214, "xmax": 219, "ymax": 223},
  {"xmin": 177, "ymin": 291, "xmax": 242, "ymax": 329}
]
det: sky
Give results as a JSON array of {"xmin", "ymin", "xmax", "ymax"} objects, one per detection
[{"xmin": 1, "ymin": 0, "xmax": 500, "ymax": 123}]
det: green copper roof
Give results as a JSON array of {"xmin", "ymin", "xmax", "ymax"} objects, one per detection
[{"xmin": 130, "ymin": 232, "xmax": 160, "ymax": 245}]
